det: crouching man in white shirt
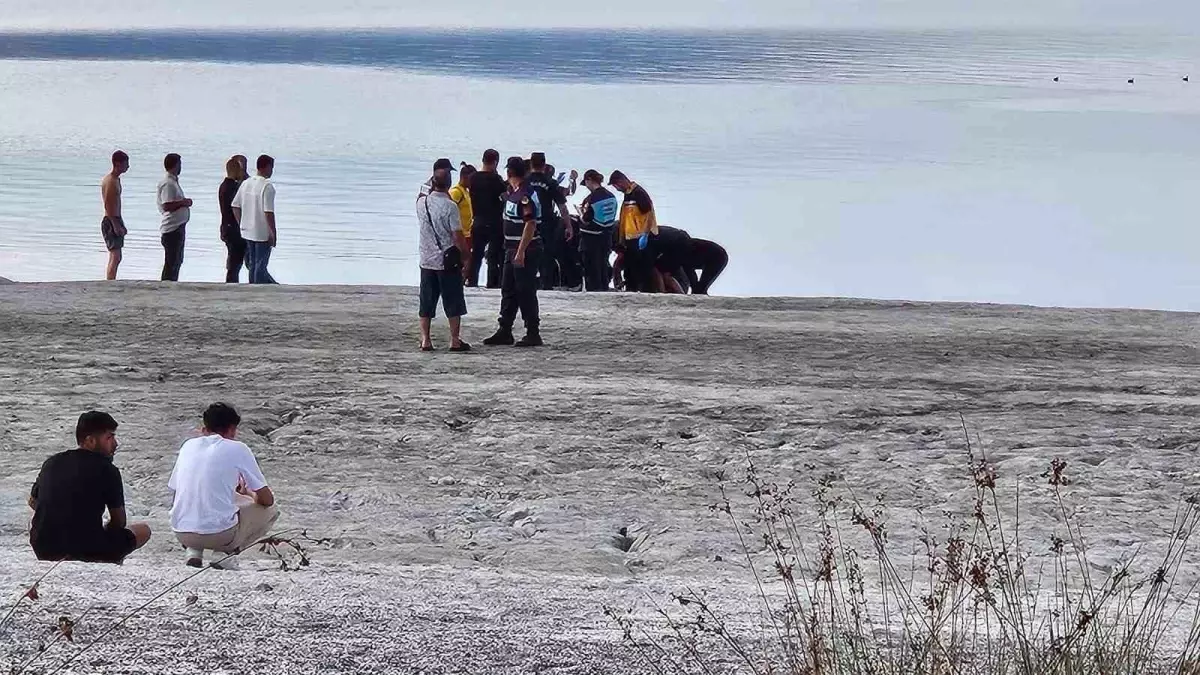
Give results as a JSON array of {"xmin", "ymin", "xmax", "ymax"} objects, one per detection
[{"xmin": 169, "ymin": 402, "xmax": 278, "ymax": 570}]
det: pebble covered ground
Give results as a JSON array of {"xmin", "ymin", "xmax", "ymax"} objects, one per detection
[{"xmin": 3, "ymin": 282, "xmax": 1200, "ymax": 672}]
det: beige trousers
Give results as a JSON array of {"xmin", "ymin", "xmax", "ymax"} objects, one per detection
[{"xmin": 175, "ymin": 495, "xmax": 280, "ymax": 554}]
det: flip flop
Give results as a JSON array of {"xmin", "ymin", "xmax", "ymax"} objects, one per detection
[
  {"xmin": 421, "ymin": 344, "xmax": 435, "ymax": 352},
  {"xmin": 449, "ymin": 342, "xmax": 472, "ymax": 353}
]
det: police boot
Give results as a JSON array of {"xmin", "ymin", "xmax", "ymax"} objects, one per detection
[
  {"xmin": 515, "ymin": 331, "xmax": 543, "ymax": 348},
  {"xmin": 484, "ymin": 328, "xmax": 515, "ymax": 346}
]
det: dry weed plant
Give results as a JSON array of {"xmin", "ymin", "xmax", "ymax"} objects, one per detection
[
  {"xmin": 2, "ymin": 530, "xmax": 327, "ymax": 675},
  {"xmin": 607, "ymin": 419, "xmax": 1200, "ymax": 674}
]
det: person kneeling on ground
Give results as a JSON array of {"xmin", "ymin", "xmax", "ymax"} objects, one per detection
[
  {"xmin": 29, "ymin": 411, "xmax": 152, "ymax": 564},
  {"xmin": 168, "ymin": 403, "xmax": 278, "ymax": 570}
]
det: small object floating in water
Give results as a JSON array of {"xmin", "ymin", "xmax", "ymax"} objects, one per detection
[
  {"xmin": 1185, "ymin": 75, "xmax": 1191, "ymax": 82},
  {"xmin": 1128, "ymin": 78, "xmax": 1135, "ymax": 84},
  {"xmin": 1053, "ymin": 76, "xmax": 1060, "ymax": 82}
]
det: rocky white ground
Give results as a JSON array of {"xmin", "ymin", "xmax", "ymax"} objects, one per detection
[{"xmin": 2, "ymin": 282, "xmax": 1200, "ymax": 673}]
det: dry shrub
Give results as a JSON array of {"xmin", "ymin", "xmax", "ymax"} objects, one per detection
[{"xmin": 607, "ymin": 420, "xmax": 1200, "ymax": 675}]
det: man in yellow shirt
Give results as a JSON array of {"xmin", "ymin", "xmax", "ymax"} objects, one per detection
[
  {"xmin": 449, "ymin": 164, "xmax": 476, "ymax": 260},
  {"xmin": 609, "ymin": 170, "xmax": 659, "ymax": 292}
]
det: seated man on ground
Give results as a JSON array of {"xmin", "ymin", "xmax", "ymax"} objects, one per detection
[
  {"xmin": 29, "ymin": 411, "xmax": 152, "ymax": 564},
  {"xmin": 168, "ymin": 403, "xmax": 278, "ymax": 570}
]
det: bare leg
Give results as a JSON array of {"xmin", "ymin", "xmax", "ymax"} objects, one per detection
[
  {"xmin": 419, "ymin": 317, "xmax": 433, "ymax": 349},
  {"xmin": 106, "ymin": 250, "xmax": 122, "ymax": 281},
  {"xmin": 449, "ymin": 316, "xmax": 462, "ymax": 348},
  {"xmin": 129, "ymin": 522, "xmax": 152, "ymax": 549}
]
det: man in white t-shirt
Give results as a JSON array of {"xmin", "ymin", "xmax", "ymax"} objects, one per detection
[
  {"xmin": 231, "ymin": 154, "xmax": 278, "ymax": 284},
  {"xmin": 156, "ymin": 153, "xmax": 193, "ymax": 282},
  {"xmin": 168, "ymin": 403, "xmax": 278, "ymax": 570}
]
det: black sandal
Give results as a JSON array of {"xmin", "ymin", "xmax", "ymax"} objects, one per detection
[{"xmin": 449, "ymin": 342, "xmax": 472, "ymax": 353}]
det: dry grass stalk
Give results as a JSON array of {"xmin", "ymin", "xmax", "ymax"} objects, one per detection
[{"xmin": 608, "ymin": 420, "xmax": 1200, "ymax": 674}]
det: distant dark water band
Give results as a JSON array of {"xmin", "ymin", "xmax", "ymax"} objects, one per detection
[{"xmin": 0, "ymin": 29, "xmax": 1150, "ymax": 84}]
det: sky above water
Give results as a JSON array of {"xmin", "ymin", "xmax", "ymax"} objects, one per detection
[{"xmin": 0, "ymin": 0, "xmax": 1196, "ymax": 30}]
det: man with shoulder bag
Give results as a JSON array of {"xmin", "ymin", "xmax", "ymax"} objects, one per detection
[{"xmin": 416, "ymin": 169, "xmax": 471, "ymax": 352}]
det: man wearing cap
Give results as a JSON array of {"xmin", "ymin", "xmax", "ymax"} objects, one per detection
[
  {"xmin": 609, "ymin": 170, "xmax": 659, "ymax": 293},
  {"xmin": 577, "ymin": 169, "xmax": 619, "ymax": 291},
  {"xmin": 526, "ymin": 153, "xmax": 572, "ymax": 291},
  {"xmin": 484, "ymin": 157, "xmax": 544, "ymax": 348},
  {"xmin": 420, "ymin": 158, "xmax": 456, "ymax": 199}
]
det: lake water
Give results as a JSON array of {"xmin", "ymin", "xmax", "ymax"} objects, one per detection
[{"xmin": 0, "ymin": 29, "xmax": 1198, "ymax": 308}]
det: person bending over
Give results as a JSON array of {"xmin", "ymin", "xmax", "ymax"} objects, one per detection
[
  {"xmin": 29, "ymin": 412, "xmax": 152, "ymax": 564},
  {"xmin": 683, "ymin": 238, "xmax": 729, "ymax": 295},
  {"xmin": 168, "ymin": 403, "xmax": 278, "ymax": 570}
]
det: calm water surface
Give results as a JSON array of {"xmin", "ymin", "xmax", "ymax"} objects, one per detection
[{"xmin": 0, "ymin": 29, "xmax": 1198, "ymax": 308}]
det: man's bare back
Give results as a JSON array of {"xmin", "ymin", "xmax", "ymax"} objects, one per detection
[{"xmin": 101, "ymin": 173, "xmax": 126, "ymax": 236}]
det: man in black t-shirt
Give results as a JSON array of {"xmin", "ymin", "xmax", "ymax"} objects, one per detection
[
  {"xmin": 468, "ymin": 149, "xmax": 509, "ymax": 288},
  {"xmin": 28, "ymin": 412, "xmax": 152, "ymax": 564}
]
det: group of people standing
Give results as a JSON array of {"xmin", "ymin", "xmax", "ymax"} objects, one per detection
[
  {"xmin": 100, "ymin": 151, "xmax": 280, "ymax": 284},
  {"xmin": 414, "ymin": 150, "xmax": 730, "ymax": 350}
]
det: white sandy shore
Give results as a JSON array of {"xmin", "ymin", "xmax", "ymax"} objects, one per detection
[{"xmin": 2, "ymin": 282, "xmax": 1200, "ymax": 673}]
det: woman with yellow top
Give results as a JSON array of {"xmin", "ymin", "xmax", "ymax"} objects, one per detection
[
  {"xmin": 449, "ymin": 164, "xmax": 476, "ymax": 268},
  {"xmin": 608, "ymin": 170, "xmax": 659, "ymax": 293}
]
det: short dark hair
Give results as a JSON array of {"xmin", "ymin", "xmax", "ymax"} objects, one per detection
[
  {"xmin": 506, "ymin": 156, "xmax": 528, "ymax": 178},
  {"xmin": 256, "ymin": 155, "xmax": 275, "ymax": 172},
  {"xmin": 431, "ymin": 169, "xmax": 452, "ymax": 191},
  {"xmin": 202, "ymin": 402, "xmax": 241, "ymax": 434},
  {"xmin": 608, "ymin": 170, "xmax": 629, "ymax": 185},
  {"xmin": 529, "ymin": 152, "xmax": 547, "ymax": 170},
  {"xmin": 460, "ymin": 164, "xmax": 477, "ymax": 179},
  {"xmin": 76, "ymin": 411, "xmax": 118, "ymax": 445},
  {"xmin": 164, "ymin": 153, "xmax": 181, "ymax": 172},
  {"xmin": 583, "ymin": 169, "xmax": 604, "ymax": 184},
  {"xmin": 112, "ymin": 150, "xmax": 129, "ymax": 166},
  {"xmin": 483, "ymin": 149, "xmax": 500, "ymax": 165}
]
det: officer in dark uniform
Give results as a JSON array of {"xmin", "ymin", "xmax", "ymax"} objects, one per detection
[
  {"xmin": 484, "ymin": 157, "xmax": 545, "ymax": 348},
  {"xmin": 577, "ymin": 169, "xmax": 619, "ymax": 291},
  {"xmin": 526, "ymin": 153, "xmax": 572, "ymax": 290}
]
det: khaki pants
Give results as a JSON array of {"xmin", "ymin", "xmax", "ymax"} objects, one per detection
[{"xmin": 175, "ymin": 495, "xmax": 279, "ymax": 554}]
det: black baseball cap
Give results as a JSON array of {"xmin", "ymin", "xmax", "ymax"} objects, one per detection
[
  {"xmin": 433, "ymin": 158, "xmax": 455, "ymax": 172},
  {"xmin": 583, "ymin": 169, "xmax": 604, "ymax": 184}
]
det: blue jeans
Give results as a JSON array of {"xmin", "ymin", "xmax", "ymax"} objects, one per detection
[{"xmin": 245, "ymin": 241, "xmax": 277, "ymax": 285}]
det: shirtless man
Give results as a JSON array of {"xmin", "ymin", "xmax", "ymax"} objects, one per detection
[{"xmin": 100, "ymin": 151, "xmax": 130, "ymax": 280}]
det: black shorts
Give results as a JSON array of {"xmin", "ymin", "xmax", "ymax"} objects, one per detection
[
  {"xmin": 33, "ymin": 528, "xmax": 137, "ymax": 564},
  {"xmin": 101, "ymin": 217, "xmax": 125, "ymax": 251},
  {"xmin": 419, "ymin": 268, "xmax": 467, "ymax": 319}
]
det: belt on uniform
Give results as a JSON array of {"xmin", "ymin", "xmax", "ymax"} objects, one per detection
[
  {"xmin": 505, "ymin": 234, "xmax": 542, "ymax": 242},
  {"xmin": 579, "ymin": 226, "xmax": 613, "ymax": 236}
]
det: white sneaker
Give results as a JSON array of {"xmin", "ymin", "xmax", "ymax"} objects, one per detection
[
  {"xmin": 185, "ymin": 548, "xmax": 204, "ymax": 568},
  {"xmin": 210, "ymin": 555, "xmax": 240, "ymax": 571}
]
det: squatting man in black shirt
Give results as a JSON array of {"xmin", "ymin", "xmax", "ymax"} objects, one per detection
[{"xmin": 28, "ymin": 411, "xmax": 152, "ymax": 564}]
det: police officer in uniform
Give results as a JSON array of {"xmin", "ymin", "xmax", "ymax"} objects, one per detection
[
  {"xmin": 577, "ymin": 169, "xmax": 619, "ymax": 291},
  {"xmin": 484, "ymin": 157, "xmax": 545, "ymax": 348},
  {"xmin": 526, "ymin": 153, "xmax": 573, "ymax": 290}
]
